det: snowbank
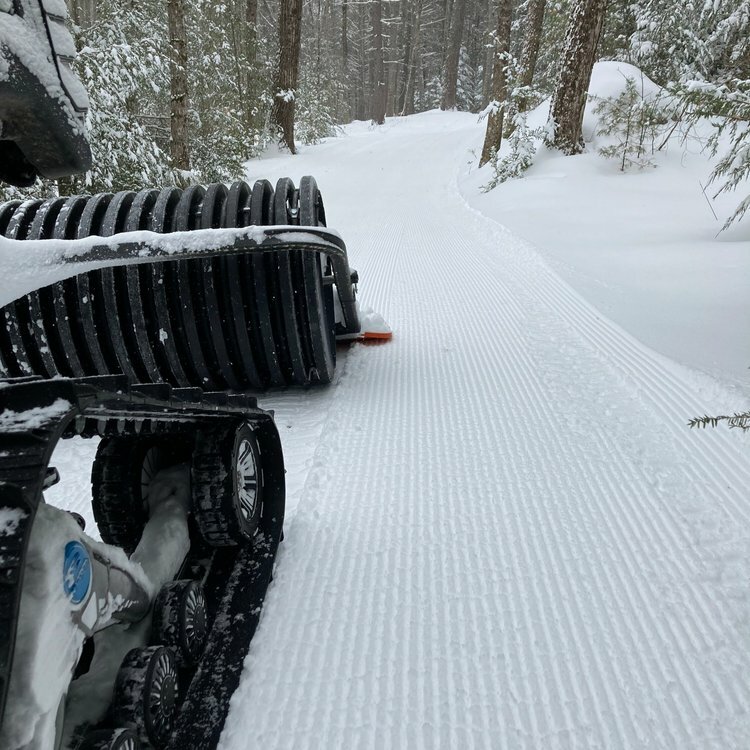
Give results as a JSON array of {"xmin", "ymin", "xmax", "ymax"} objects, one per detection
[{"xmin": 461, "ymin": 62, "xmax": 750, "ymax": 394}]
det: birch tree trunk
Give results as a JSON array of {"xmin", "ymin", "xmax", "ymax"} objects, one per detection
[
  {"xmin": 440, "ymin": 0, "xmax": 467, "ymax": 110},
  {"xmin": 549, "ymin": 0, "xmax": 608, "ymax": 154},
  {"xmin": 168, "ymin": 0, "xmax": 191, "ymax": 174},
  {"xmin": 273, "ymin": 0, "xmax": 303, "ymax": 153},
  {"xmin": 479, "ymin": 0, "xmax": 511, "ymax": 166}
]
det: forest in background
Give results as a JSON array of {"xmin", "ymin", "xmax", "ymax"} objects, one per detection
[{"xmin": 3, "ymin": 0, "xmax": 748, "ymax": 223}]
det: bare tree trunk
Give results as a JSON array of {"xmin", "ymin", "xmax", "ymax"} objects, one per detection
[
  {"xmin": 518, "ymin": 0, "xmax": 546, "ymax": 92},
  {"xmin": 342, "ymin": 0, "xmax": 349, "ymax": 66},
  {"xmin": 68, "ymin": 0, "xmax": 96, "ymax": 28},
  {"xmin": 387, "ymin": 18, "xmax": 401, "ymax": 116},
  {"xmin": 167, "ymin": 0, "xmax": 191, "ymax": 174},
  {"xmin": 370, "ymin": 0, "xmax": 387, "ymax": 124},
  {"xmin": 246, "ymin": 0, "xmax": 258, "ymax": 54},
  {"xmin": 549, "ymin": 0, "xmax": 608, "ymax": 154},
  {"xmin": 238, "ymin": 0, "xmax": 259, "ymax": 133},
  {"xmin": 481, "ymin": 0, "xmax": 494, "ymax": 107},
  {"xmin": 273, "ymin": 0, "xmax": 303, "ymax": 152},
  {"xmin": 401, "ymin": 0, "xmax": 423, "ymax": 115},
  {"xmin": 355, "ymin": 1, "xmax": 367, "ymax": 120},
  {"xmin": 479, "ymin": 0, "xmax": 511, "ymax": 166},
  {"xmin": 504, "ymin": 0, "xmax": 546, "ymax": 137},
  {"xmin": 397, "ymin": 1, "xmax": 413, "ymax": 113},
  {"xmin": 440, "ymin": 0, "xmax": 466, "ymax": 110},
  {"xmin": 442, "ymin": 0, "xmax": 453, "ymax": 51}
]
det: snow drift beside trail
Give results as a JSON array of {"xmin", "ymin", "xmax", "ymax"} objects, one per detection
[{"xmin": 462, "ymin": 61, "xmax": 750, "ymax": 394}]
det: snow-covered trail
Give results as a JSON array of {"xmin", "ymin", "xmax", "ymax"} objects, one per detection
[
  {"xmin": 43, "ymin": 113, "xmax": 750, "ymax": 748},
  {"xmin": 215, "ymin": 114, "xmax": 750, "ymax": 749}
]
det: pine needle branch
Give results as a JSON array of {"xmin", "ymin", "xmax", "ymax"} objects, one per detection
[{"xmin": 688, "ymin": 413, "xmax": 750, "ymax": 431}]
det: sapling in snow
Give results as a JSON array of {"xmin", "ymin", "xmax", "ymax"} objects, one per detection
[
  {"xmin": 480, "ymin": 70, "xmax": 546, "ymax": 190},
  {"xmin": 482, "ymin": 111, "xmax": 545, "ymax": 191},
  {"xmin": 593, "ymin": 75, "xmax": 667, "ymax": 171}
]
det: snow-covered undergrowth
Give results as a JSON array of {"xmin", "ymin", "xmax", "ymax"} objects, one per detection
[{"xmin": 462, "ymin": 61, "xmax": 750, "ymax": 395}]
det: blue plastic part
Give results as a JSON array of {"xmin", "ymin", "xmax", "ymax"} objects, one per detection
[{"xmin": 63, "ymin": 540, "xmax": 91, "ymax": 605}]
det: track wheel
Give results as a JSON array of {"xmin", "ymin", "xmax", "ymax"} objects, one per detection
[
  {"xmin": 113, "ymin": 646, "xmax": 178, "ymax": 750},
  {"xmin": 152, "ymin": 580, "xmax": 208, "ymax": 666},
  {"xmin": 91, "ymin": 437, "xmax": 180, "ymax": 554},
  {"xmin": 77, "ymin": 728, "xmax": 140, "ymax": 750},
  {"xmin": 192, "ymin": 422, "xmax": 262, "ymax": 546}
]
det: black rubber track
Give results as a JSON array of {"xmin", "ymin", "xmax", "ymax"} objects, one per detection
[
  {"xmin": 171, "ymin": 186, "xmax": 219, "ymax": 390},
  {"xmin": 21, "ymin": 198, "xmax": 66, "ymax": 378},
  {"xmin": 122, "ymin": 189, "xmax": 165, "ymax": 384},
  {"xmin": 52, "ymin": 195, "xmax": 92, "ymax": 377},
  {"xmin": 148, "ymin": 187, "xmax": 193, "ymax": 386},
  {"xmin": 249, "ymin": 179, "xmax": 285, "ymax": 386},
  {"xmin": 0, "ymin": 200, "xmax": 22, "ymax": 378},
  {"xmin": 0, "ymin": 377, "xmax": 285, "ymax": 750},
  {"xmin": 0, "ymin": 177, "xmax": 347, "ymax": 390},
  {"xmin": 197, "ymin": 183, "xmax": 241, "ymax": 390},
  {"xmin": 3, "ymin": 200, "xmax": 46, "ymax": 377},
  {"xmin": 98, "ymin": 191, "xmax": 142, "ymax": 383},
  {"xmin": 298, "ymin": 176, "xmax": 336, "ymax": 383},
  {"xmin": 75, "ymin": 193, "xmax": 116, "ymax": 375},
  {"xmin": 273, "ymin": 178, "xmax": 308, "ymax": 384},
  {"xmin": 220, "ymin": 180, "xmax": 263, "ymax": 389}
]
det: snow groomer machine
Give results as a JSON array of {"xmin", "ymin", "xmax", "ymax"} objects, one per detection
[{"xmin": 0, "ymin": 2, "xmax": 368, "ymax": 748}]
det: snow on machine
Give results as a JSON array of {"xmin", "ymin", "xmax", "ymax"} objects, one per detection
[{"xmin": 0, "ymin": 2, "xmax": 377, "ymax": 748}]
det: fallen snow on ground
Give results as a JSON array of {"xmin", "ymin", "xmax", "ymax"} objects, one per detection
[
  {"xmin": 43, "ymin": 87, "xmax": 750, "ymax": 749},
  {"xmin": 218, "ymin": 95, "xmax": 750, "ymax": 748},
  {"xmin": 461, "ymin": 61, "xmax": 750, "ymax": 395}
]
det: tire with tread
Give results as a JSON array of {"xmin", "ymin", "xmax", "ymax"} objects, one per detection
[
  {"xmin": 113, "ymin": 646, "xmax": 178, "ymax": 750},
  {"xmin": 192, "ymin": 421, "xmax": 262, "ymax": 547},
  {"xmin": 91, "ymin": 436, "xmax": 184, "ymax": 554},
  {"xmin": 77, "ymin": 728, "xmax": 140, "ymax": 750},
  {"xmin": 152, "ymin": 580, "xmax": 208, "ymax": 666}
]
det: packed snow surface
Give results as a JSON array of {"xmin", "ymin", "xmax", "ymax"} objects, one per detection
[{"xmin": 49, "ymin": 93, "xmax": 750, "ymax": 748}]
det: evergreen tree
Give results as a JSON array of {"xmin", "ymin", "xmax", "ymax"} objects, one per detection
[{"xmin": 69, "ymin": 0, "xmax": 172, "ymax": 192}]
